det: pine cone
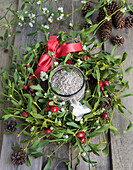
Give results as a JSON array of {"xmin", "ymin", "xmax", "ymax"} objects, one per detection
[
  {"xmin": 82, "ymin": 2, "xmax": 93, "ymax": 17},
  {"xmin": 125, "ymin": 15, "xmax": 133, "ymax": 28},
  {"xmin": 97, "ymin": 7, "xmax": 112, "ymax": 41},
  {"xmin": 100, "ymin": 97, "xmax": 113, "ymax": 109},
  {"xmin": 112, "ymin": 35, "xmax": 124, "ymax": 46},
  {"xmin": 5, "ymin": 120, "xmax": 17, "ymax": 133},
  {"xmin": 108, "ymin": 1, "xmax": 125, "ymax": 29},
  {"xmin": 11, "ymin": 150, "xmax": 26, "ymax": 165}
]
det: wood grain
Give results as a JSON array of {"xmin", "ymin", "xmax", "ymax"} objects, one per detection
[
  {"xmin": 0, "ymin": 0, "xmax": 18, "ymax": 165},
  {"xmin": 104, "ymin": 0, "xmax": 133, "ymax": 170}
]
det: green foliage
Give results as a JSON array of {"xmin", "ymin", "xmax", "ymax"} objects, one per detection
[{"xmin": 0, "ymin": 0, "xmax": 133, "ymax": 168}]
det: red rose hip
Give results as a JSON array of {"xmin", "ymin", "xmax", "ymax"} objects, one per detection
[
  {"xmin": 51, "ymin": 106, "xmax": 59, "ymax": 113},
  {"xmin": 77, "ymin": 132, "xmax": 85, "ymax": 138},
  {"xmin": 23, "ymin": 85, "xmax": 28, "ymax": 90},
  {"xmin": 28, "ymin": 83, "xmax": 34, "ymax": 89},
  {"xmin": 22, "ymin": 112, "xmax": 28, "ymax": 118},
  {"xmin": 83, "ymin": 56, "xmax": 91, "ymax": 61},
  {"xmin": 47, "ymin": 101, "xmax": 54, "ymax": 107},
  {"xmin": 45, "ymin": 129, "xmax": 52, "ymax": 134},
  {"xmin": 103, "ymin": 113, "xmax": 108, "ymax": 119},
  {"xmin": 99, "ymin": 81, "xmax": 103, "ymax": 87},
  {"xmin": 66, "ymin": 56, "xmax": 72, "ymax": 65},
  {"xmin": 80, "ymin": 137, "xmax": 86, "ymax": 144},
  {"xmin": 45, "ymin": 107, "xmax": 51, "ymax": 112},
  {"xmin": 100, "ymin": 86, "xmax": 104, "ymax": 91},
  {"xmin": 104, "ymin": 81, "xmax": 109, "ymax": 86}
]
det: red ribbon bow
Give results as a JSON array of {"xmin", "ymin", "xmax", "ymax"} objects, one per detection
[{"xmin": 29, "ymin": 35, "xmax": 82, "ymax": 79}]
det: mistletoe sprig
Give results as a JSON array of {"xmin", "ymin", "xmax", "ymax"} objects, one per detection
[
  {"xmin": 0, "ymin": 31, "xmax": 133, "ymax": 169},
  {"xmin": 1, "ymin": 0, "xmax": 133, "ymax": 49}
]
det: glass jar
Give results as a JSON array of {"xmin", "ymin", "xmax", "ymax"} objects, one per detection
[{"xmin": 49, "ymin": 65, "xmax": 86, "ymax": 101}]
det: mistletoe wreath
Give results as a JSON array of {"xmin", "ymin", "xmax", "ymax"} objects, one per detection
[
  {"xmin": 0, "ymin": 32, "xmax": 133, "ymax": 168},
  {"xmin": 0, "ymin": 0, "xmax": 133, "ymax": 169}
]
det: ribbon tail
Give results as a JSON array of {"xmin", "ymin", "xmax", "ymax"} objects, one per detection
[
  {"xmin": 55, "ymin": 43, "xmax": 82, "ymax": 58},
  {"xmin": 29, "ymin": 54, "xmax": 52, "ymax": 79}
]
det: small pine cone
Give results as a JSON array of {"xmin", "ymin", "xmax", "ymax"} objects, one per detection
[
  {"xmin": 5, "ymin": 120, "xmax": 17, "ymax": 133},
  {"xmin": 125, "ymin": 15, "xmax": 133, "ymax": 28},
  {"xmin": 83, "ymin": 21, "xmax": 91, "ymax": 29},
  {"xmin": 100, "ymin": 97, "xmax": 113, "ymax": 109},
  {"xmin": 108, "ymin": 1, "xmax": 121, "ymax": 14},
  {"xmin": 108, "ymin": 1, "xmax": 125, "ymax": 29},
  {"xmin": 11, "ymin": 150, "xmax": 26, "ymax": 166},
  {"xmin": 97, "ymin": 7, "xmax": 112, "ymax": 41},
  {"xmin": 112, "ymin": 35, "xmax": 124, "ymax": 46},
  {"xmin": 82, "ymin": 2, "xmax": 93, "ymax": 17}
]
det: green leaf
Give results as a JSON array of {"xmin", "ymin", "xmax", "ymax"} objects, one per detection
[
  {"xmin": 83, "ymin": 100, "xmax": 92, "ymax": 110},
  {"xmin": 89, "ymin": 124, "xmax": 109, "ymax": 137},
  {"xmin": 52, "ymin": 133, "xmax": 64, "ymax": 138},
  {"xmin": 43, "ymin": 159, "xmax": 52, "ymax": 170},
  {"xmin": 4, "ymin": 30, "xmax": 8, "ymax": 39},
  {"xmin": 35, "ymin": 42, "xmax": 40, "ymax": 49},
  {"xmin": 118, "ymin": 93, "xmax": 133, "ymax": 98},
  {"xmin": 68, "ymin": 165, "xmax": 73, "ymax": 170},
  {"xmin": 122, "ymin": 52, "xmax": 127, "ymax": 62},
  {"xmin": 26, "ymin": 155, "xmax": 31, "ymax": 166},
  {"xmin": 66, "ymin": 122, "xmax": 80, "ymax": 128},
  {"xmin": 28, "ymin": 67, "xmax": 33, "ymax": 74},
  {"xmin": 123, "ymin": 123, "xmax": 133, "ymax": 133},
  {"xmin": 30, "ymin": 85, "xmax": 43, "ymax": 91},
  {"xmin": 125, "ymin": 67, "xmax": 133, "ymax": 72},
  {"xmin": 29, "ymin": 140, "xmax": 49, "ymax": 152},
  {"xmin": 26, "ymin": 117, "xmax": 35, "ymax": 122},
  {"xmin": 109, "ymin": 125, "xmax": 117, "ymax": 132},
  {"xmin": 1, "ymin": 40, "xmax": 8, "ymax": 48},
  {"xmin": 85, "ymin": 9, "xmax": 95, "ymax": 18},
  {"xmin": 52, "ymin": 87, "xmax": 60, "ymax": 94},
  {"xmin": 65, "ymin": 66, "xmax": 71, "ymax": 72},
  {"xmin": 95, "ymin": 65, "xmax": 100, "ymax": 81},
  {"xmin": 27, "ymin": 95, "xmax": 33, "ymax": 113},
  {"xmin": 110, "ymin": 129, "xmax": 121, "ymax": 138},
  {"xmin": 2, "ymin": 114, "xmax": 12, "ymax": 120},
  {"xmin": 27, "ymin": 31, "xmax": 39, "ymax": 36},
  {"xmin": 36, "ymin": 92, "xmax": 43, "ymax": 97},
  {"xmin": 31, "ymin": 113, "xmax": 44, "ymax": 119},
  {"xmin": 48, "ymin": 51, "xmax": 52, "ymax": 58},
  {"xmin": 111, "ymin": 45, "xmax": 117, "ymax": 56},
  {"xmin": 49, "ymin": 70, "xmax": 55, "ymax": 79},
  {"xmin": 102, "ymin": 144, "xmax": 109, "ymax": 157},
  {"xmin": 64, "ymin": 53, "xmax": 71, "ymax": 63},
  {"xmin": 0, "ymin": 91, "xmax": 7, "ymax": 96},
  {"xmin": 11, "ymin": 146, "xmax": 22, "ymax": 151},
  {"xmin": 84, "ymin": 113, "xmax": 94, "ymax": 120},
  {"xmin": 30, "ymin": 152, "xmax": 47, "ymax": 158},
  {"xmin": 21, "ymin": 46, "xmax": 31, "ymax": 51},
  {"xmin": 102, "ymin": 69, "xmax": 109, "ymax": 79}
]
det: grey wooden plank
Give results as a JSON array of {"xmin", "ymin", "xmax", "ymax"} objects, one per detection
[
  {"xmin": 0, "ymin": 0, "xmax": 43, "ymax": 169},
  {"xmin": 104, "ymin": 0, "xmax": 133, "ymax": 170},
  {"xmin": 71, "ymin": 1, "xmax": 111, "ymax": 169},
  {"xmin": 0, "ymin": 0, "xmax": 18, "ymax": 168}
]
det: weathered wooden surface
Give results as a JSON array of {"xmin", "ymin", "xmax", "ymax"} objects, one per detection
[
  {"xmin": 104, "ymin": 0, "xmax": 133, "ymax": 170},
  {"xmin": 0, "ymin": 0, "xmax": 18, "ymax": 165},
  {"xmin": 0, "ymin": 0, "xmax": 133, "ymax": 170}
]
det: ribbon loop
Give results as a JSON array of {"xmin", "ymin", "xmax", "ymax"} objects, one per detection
[{"xmin": 29, "ymin": 35, "xmax": 82, "ymax": 79}]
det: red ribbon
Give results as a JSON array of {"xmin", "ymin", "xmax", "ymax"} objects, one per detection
[{"xmin": 29, "ymin": 35, "xmax": 82, "ymax": 79}]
